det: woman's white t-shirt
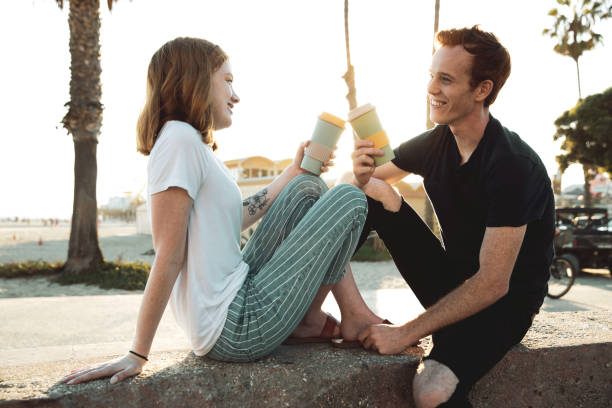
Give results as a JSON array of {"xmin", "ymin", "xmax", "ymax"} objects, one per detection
[{"xmin": 147, "ymin": 120, "xmax": 249, "ymax": 355}]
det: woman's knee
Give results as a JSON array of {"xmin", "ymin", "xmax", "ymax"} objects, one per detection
[
  {"xmin": 285, "ymin": 173, "xmax": 328, "ymax": 199},
  {"xmin": 328, "ymin": 183, "xmax": 367, "ymax": 213}
]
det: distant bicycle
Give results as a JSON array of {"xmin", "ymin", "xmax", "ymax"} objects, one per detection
[
  {"xmin": 548, "ymin": 207, "xmax": 612, "ymax": 299},
  {"xmin": 547, "ymin": 254, "xmax": 577, "ymax": 299}
]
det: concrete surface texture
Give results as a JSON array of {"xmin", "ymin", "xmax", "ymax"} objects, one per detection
[
  {"xmin": 0, "ymin": 311, "xmax": 610, "ymax": 407},
  {"xmin": 1, "ymin": 223, "xmax": 612, "ymax": 406}
]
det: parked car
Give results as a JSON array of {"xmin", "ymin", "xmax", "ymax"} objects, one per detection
[{"xmin": 553, "ymin": 207, "xmax": 612, "ymax": 274}]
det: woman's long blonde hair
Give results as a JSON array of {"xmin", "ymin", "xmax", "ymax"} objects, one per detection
[{"xmin": 136, "ymin": 37, "xmax": 228, "ymax": 155}]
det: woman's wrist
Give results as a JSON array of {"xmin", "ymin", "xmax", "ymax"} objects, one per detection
[
  {"xmin": 283, "ymin": 164, "xmax": 305, "ymax": 179},
  {"xmin": 129, "ymin": 350, "xmax": 148, "ymax": 362}
]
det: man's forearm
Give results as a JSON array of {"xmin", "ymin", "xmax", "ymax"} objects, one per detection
[
  {"xmin": 402, "ymin": 225, "xmax": 523, "ymax": 344},
  {"xmin": 400, "ymin": 270, "xmax": 508, "ymax": 345}
]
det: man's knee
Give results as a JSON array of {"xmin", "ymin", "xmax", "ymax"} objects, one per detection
[{"xmin": 412, "ymin": 360, "xmax": 459, "ymax": 408}]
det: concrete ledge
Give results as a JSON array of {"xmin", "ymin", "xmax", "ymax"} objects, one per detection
[{"xmin": 1, "ymin": 311, "xmax": 611, "ymax": 407}]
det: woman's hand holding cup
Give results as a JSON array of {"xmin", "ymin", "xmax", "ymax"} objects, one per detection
[
  {"xmin": 300, "ymin": 112, "xmax": 345, "ymax": 176},
  {"xmin": 292, "ymin": 141, "xmax": 336, "ymax": 177}
]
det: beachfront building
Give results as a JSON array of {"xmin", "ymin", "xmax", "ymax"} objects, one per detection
[
  {"xmin": 136, "ymin": 204, "xmax": 151, "ymax": 235},
  {"xmin": 135, "ymin": 154, "xmax": 435, "ymax": 235},
  {"xmin": 224, "ymin": 156, "xmax": 294, "ymax": 197},
  {"xmin": 100, "ymin": 194, "xmax": 143, "ymax": 222}
]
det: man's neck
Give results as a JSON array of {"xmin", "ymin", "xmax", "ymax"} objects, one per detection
[{"xmin": 449, "ymin": 107, "xmax": 490, "ymax": 165}]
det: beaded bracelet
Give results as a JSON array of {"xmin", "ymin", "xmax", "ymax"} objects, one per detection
[{"xmin": 129, "ymin": 350, "xmax": 148, "ymax": 361}]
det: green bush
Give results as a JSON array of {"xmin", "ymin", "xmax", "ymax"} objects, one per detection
[
  {"xmin": 0, "ymin": 260, "xmax": 151, "ymax": 291},
  {"xmin": 56, "ymin": 261, "xmax": 151, "ymax": 290},
  {"xmin": 0, "ymin": 237, "xmax": 390, "ymax": 290},
  {"xmin": 0, "ymin": 260, "xmax": 63, "ymax": 278},
  {"xmin": 351, "ymin": 238, "xmax": 392, "ymax": 262}
]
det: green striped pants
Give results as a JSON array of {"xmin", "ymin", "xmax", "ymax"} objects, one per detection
[{"xmin": 207, "ymin": 174, "xmax": 367, "ymax": 362}]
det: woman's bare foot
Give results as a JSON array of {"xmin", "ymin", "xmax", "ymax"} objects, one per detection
[
  {"xmin": 288, "ymin": 310, "xmax": 341, "ymax": 339},
  {"xmin": 339, "ymin": 311, "xmax": 386, "ymax": 341}
]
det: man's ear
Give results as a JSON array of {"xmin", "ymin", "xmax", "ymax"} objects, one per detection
[{"xmin": 475, "ymin": 80, "xmax": 493, "ymax": 103}]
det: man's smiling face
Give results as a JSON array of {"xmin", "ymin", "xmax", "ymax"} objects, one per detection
[{"xmin": 428, "ymin": 45, "xmax": 480, "ymax": 127}]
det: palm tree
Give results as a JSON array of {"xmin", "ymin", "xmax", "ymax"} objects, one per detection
[
  {"xmin": 425, "ymin": 0, "xmax": 440, "ymax": 132},
  {"xmin": 342, "ymin": 0, "xmax": 440, "ymax": 232},
  {"xmin": 342, "ymin": 0, "xmax": 357, "ymax": 110},
  {"xmin": 543, "ymin": 0, "xmax": 611, "ymax": 100},
  {"xmin": 54, "ymin": 0, "xmax": 119, "ymax": 274},
  {"xmin": 423, "ymin": 0, "xmax": 440, "ymax": 233},
  {"xmin": 543, "ymin": 0, "xmax": 611, "ymax": 207}
]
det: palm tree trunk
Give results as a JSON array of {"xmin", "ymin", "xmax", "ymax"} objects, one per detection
[
  {"xmin": 63, "ymin": 0, "xmax": 104, "ymax": 274},
  {"xmin": 425, "ymin": 0, "xmax": 440, "ymax": 131},
  {"xmin": 342, "ymin": 0, "xmax": 357, "ymax": 110},
  {"xmin": 582, "ymin": 164, "xmax": 594, "ymax": 208},
  {"xmin": 423, "ymin": 0, "xmax": 440, "ymax": 232},
  {"xmin": 575, "ymin": 59, "xmax": 582, "ymax": 100}
]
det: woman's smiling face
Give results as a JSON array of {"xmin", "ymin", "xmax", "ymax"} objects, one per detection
[{"xmin": 211, "ymin": 61, "xmax": 240, "ymax": 131}]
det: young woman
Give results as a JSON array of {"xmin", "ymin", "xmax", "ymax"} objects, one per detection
[{"xmin": 60, "ymin": 37, "xmax": 384, "ymax": 386}]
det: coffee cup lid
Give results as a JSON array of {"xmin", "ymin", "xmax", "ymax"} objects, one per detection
[
  {"xmin": 348, "ymin": 103, "xmax": 375, "ymax": 121},
  {"xmin": 319, "ymin": 112, "xmax": 346, "ymax": 129}
]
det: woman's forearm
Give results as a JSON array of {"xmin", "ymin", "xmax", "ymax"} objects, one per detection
[
  {"xmin": 241, "ymin": 165, "xmax": 301, "ymax": 230},
  {"xmin": 135, "ymin": 187, "xmax": 192, "ymax": 357},
  {"xmin": 130, "ymin": 253, "xmax": 183, "ymax": 357}
]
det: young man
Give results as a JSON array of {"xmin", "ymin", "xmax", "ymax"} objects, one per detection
[{"xmin": 351, "ymin": 26, "xmax": 555, "ymax": 407}]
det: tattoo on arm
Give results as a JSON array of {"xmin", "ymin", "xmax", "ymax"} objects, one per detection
[{"xmin": 243, "ymin": 188, "xmax": 269, "ymax": 216}]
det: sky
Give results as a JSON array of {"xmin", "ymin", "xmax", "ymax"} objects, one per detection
[{"xmin": 1, "ymin": 0, "xmax": 611, "ymax": 219}]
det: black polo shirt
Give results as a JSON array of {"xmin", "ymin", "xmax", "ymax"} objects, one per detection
[{"xmin": 392, "ymin": 115, "xmax": 555, "ymax": 310}]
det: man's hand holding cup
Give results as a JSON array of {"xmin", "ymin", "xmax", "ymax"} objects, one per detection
[
  {"xmin": 348, "ymin": 103, "xmax": 394, "ymax": 188},
  {"xmin": 351, "ymin": 139, "xmax": 383, "ymax": 188}
]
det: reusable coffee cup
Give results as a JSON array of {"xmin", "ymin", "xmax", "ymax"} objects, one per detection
[
  {"xmin": 348, "ymin": 103, "xmax": 395, "ymax": 167},
  {"xmin": 300, "ymin": 112, "xmax": 346, "ymax": 175}
]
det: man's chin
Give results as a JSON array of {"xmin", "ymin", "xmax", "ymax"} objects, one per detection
[{"xmin": 430, "ymin": 114, "xmax": 447, "ymax": 126}]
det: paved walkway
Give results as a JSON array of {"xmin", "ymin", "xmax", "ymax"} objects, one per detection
[
  {"xmin": 1, "ymin": 267, "xmax": 610, "ymax": 369},
  {"xmin": 1, "ymin": 223, "xmax": 610, "ymax": 371}
]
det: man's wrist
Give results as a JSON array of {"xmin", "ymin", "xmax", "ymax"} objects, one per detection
[
  {"xmin": 399, "ymin": 321, "xmax": 421, "ymax": 348},
  {"xmin": 383, "ymin": 193, "xmax": 402, "ymax": 213}
]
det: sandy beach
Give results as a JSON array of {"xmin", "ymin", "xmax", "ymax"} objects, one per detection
[
  {"xmin": 0, "ymin": 221, "xmax": 409, "ymax": 298},
  {"xmin": 0, "ymin": 222, "xmax": 155, "ymax": 264},
  {"xmin": 1, "ymin": 220, "xmax": 609, "ymax": 313}
]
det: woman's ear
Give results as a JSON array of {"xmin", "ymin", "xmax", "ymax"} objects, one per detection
[{"xmin": 475, "ymin": 80, "xmax": 493, "ymax": 103}]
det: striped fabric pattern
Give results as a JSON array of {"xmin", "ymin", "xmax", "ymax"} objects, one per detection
[{"xmin": 207, "ymin": 174, "xmax": 367, "ymax": 362}]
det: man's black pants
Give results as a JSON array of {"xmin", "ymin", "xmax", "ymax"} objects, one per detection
[{"xmin": 356, "ymin": 197, "xmax": 536, "ymax": 407}]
